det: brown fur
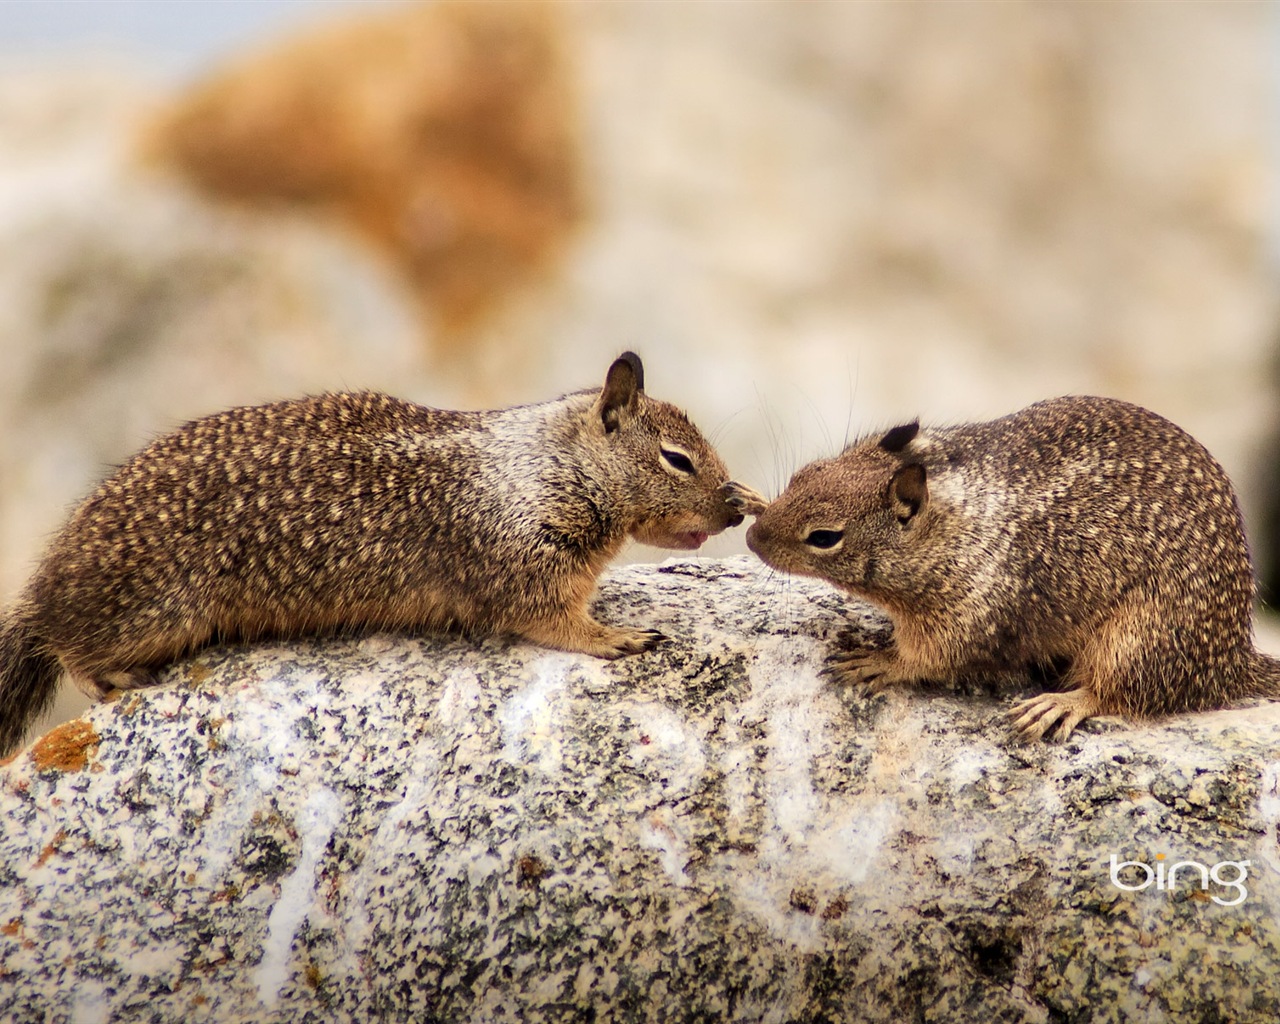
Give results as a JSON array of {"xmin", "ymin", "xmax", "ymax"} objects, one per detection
[
  {"xmin": 745, "ymin": 396, "xmax": 1280, "ymax": 741},
  {"xmin": 0, "ymin": 354, "xmax": 747, "ymax": 755}
]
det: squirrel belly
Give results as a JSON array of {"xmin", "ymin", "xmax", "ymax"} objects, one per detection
[
  {"xmin": 745, "ymin": 395, "xmax": 1277, "ymax": 742},
  {"xmin": 0, "ymin": 353, "xmax": 756, "ymax": 756}
]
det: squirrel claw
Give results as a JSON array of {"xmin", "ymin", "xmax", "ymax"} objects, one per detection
[
  {"xmin": 599, "ymin": 624, "xmax": 670, "ymax": 655},
  {"xmin": 1007, "ymin": 688, "xmax": 1098, "ymax": 743},
  {"xmin": 823, "ymin": 644, "xmax": 906, "ymax": 695},
  {"xmin": 566, "ymin": 624, "xmax": 670, "ymax": 659},
  {"xmin": 639, "ymin": 629, "xmax": 669, "ymax": 649},
  {"xmin": 722, "ymin": 481, "xmax": 769, "ymax": 517}
]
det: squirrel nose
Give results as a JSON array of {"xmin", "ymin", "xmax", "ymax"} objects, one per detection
[
  {"xmin": 727, "ymin": 512, "xmax": 744, "ymax": 528},
  {"xmin": 745, "ymin": 520, "xmax": 764, "ymax": 554}
]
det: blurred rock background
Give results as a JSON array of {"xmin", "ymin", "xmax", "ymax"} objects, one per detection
[{"xmin": 1, "ymin": 0, "xmax": 1276, "ymax": 730}]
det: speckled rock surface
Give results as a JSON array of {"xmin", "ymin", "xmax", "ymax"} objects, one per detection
[{"xmin": 2, "ymin": 556, "xmax": 1280, "ymax": 1023}]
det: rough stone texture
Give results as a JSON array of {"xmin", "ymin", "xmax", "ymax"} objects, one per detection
[{"xmin": 2, "ymin": 557, "xmax": 1279, "ymax": 1023}]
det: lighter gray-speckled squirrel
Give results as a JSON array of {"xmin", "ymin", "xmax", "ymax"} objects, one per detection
[
  {"xmin": 742, "ymin": 396, "xmax": 1280, "ymax": 741},
  {"xmin": 0, "ymin": 353, "xmax": 750, "ymax": 755}
]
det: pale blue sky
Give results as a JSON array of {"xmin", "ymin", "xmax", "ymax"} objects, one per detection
[{"xmin": 0, "ymin": 0, "xmax": 370, "ymax": 78}]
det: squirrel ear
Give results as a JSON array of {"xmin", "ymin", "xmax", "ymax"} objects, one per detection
[
  {"xmin": 889, "ymin": 463, "xmax": 928, "ymax": 524},
  {"xmin": 597, "ymin": 352, "xmax": 644, "ymax": 433},
  {"xmin": 614, "ymin": 351, "xmax": 644, "ymax": 391},
  {"xmin": 879, "ymin": 420, "xmax": 920, "ymax": 453}
]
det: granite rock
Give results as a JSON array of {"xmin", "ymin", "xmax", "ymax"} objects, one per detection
[{"xmin": 2, "ymin": 557, "xmax": 1279, "ymax": 1023}]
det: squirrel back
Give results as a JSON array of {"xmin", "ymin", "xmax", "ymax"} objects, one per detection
[
  {"xmin": 1, "ymin": 353, "xmax": 748, "ymax": 755},
  {"xmin": 747, "ymin": 395, "xmax": 1279, "ymax": 740}
]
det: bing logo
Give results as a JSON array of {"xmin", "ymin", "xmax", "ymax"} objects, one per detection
[{"xmin": 1109, "ymin": 853, "xmax": 1250, "ymax": 907}]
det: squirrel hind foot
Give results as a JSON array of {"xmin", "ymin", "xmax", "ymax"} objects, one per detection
[
  {"xmin": 67, "ymin": 666, "xmax": 158, "ymax": 703},
  {"xmin": 1007, "ymin": 686, "xmax": 1102, "ymax": 743}
]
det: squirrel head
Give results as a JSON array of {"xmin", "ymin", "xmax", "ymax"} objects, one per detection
[
  {"xmin": 746, "ymin": 419, "xmax": 936, "ymax": 605},
  {"xmin": 589, "ymin": 352, "xmax": 746, "ymax": 550}
]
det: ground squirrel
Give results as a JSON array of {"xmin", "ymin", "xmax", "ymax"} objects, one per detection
[
  {"xmin": 0, "ymin": 353, "xmax": 748, "ymax": 755},
  {"xmin": 743, "ymin": 396, "xmax": 1280, "ymax": 741}
]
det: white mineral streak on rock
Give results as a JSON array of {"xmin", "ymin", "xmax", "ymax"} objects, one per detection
[
  {"xmin": 623, "ymin": 699, "xmax": 706, "ymax": 793},
  {"xmin": 746, "ymin": 639, "xmax": 831, "ymax": 845},
  {"xmin": 255, "ymin": 785, "xmax": 344, "ymax": 1006},
  {"xmin": 70, "ymin": 981, "xmax": 110, "ymax": 1024},
  {"xmin": 344, "ymin": 750, "xmax": 437, "ymax": 953},
  {"xmin": 499, "ymin": 652, "xmax": 574, "ymax": 771},
  {"xmin": 437, "ymin": 663, "xmax": 483, "ymax": 730},
  {"xmin": 639, "ymin": 809, "xmax": 692, "ymax": 887},
  {"xmin": 945, "ymin": 744, "xmax": 1000, "ymax": 789},
  {"xmin": 1259, "ymin": 761, "xmax": 1280, "ymax": 880},
  {"xmin": 717, "ymin": 636, "xmax": 901, "ymax": 950},
  {"xmin": 194, "ymin": 666, "xmax": 328, "ymax": 887},
  {"xmin": 624, "ymin": 698, "xmax": 706, "ymax": 886}
]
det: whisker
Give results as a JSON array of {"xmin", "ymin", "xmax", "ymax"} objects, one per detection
[
  {"xmin": 842, "ymin": 350, "xmax": 859, "ymax": 452},
  {"xmin": 799, "ymin": 389, "xmax": 834, "ymax": 459},
  {"xmin": 708, "ymin": 403, "xmax": 753, "ymax": 447}
]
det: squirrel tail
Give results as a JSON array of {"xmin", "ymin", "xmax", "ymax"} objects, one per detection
[{"xmin": 0, "ymin": 605, "xmax": 61, "ymax": 757}]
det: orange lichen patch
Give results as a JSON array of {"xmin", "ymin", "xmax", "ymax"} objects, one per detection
[
  {"xmin": 35, "ymin": 829, "xmax": 68, "ymax": 868},
  {"xmin": 1, "ymin": 918, "xmax": 21, "ymax": 937},
  {"xmin": 205, "ymin": 716, "xmax": 227, "ymax": 752},
  {"xmin": 115, "ymin": 694, "xmax": 146, "ymax": 716},
  {"xmin": 209, "ymin": 886, "xmax": 241, "ymax": 904},
  {"xmin": 516, "ymin": 854, "xmax": 548, "ymax": 890},
  {"xmin": 144, "ymin": 0, "xmax": 583, "ymax": 343},
  {"xmin": 29, "ymin": 720, "xmax": 100, "ymax": 773}
]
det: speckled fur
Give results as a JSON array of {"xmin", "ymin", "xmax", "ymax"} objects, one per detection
[
  {"xmin": 746, "ymin": 396, "xmax": 1280, "ymax": 741},
  {"xmin": 0, "ymin": 354, "xmax": 746, "ymax": 755}
]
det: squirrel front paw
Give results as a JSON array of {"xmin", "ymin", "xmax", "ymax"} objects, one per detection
[
  {"xmin": 722, "ymin": 481, "xmax": 769, "ymax": 517},
  {"xmin": 595, "ymin": 627, "xmax": 668, "ymax": 659},
  {"xmin": 822, "ymin": 649, "xmax": 904, "ymax": 695},
  {"xmin": 532, "ymin": 617, "xmax": 669, "ymax": 660},
  {"xmin": 821, "ymin": 632, "xmax": 911, "ymax": 695}
]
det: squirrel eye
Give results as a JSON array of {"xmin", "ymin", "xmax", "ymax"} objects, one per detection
[
  {"xmin": 659, "ymin": 446, "xmax": 697, "ymax": 476},
  {"xmin": 803, "ymin": 529, "xmax": 844, "ymax": 550}
]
